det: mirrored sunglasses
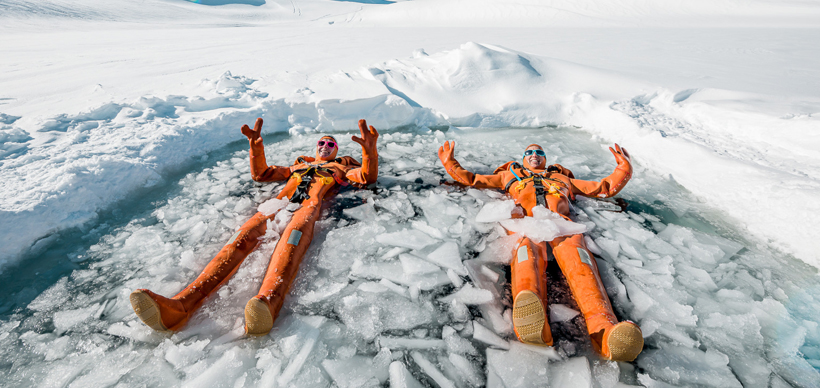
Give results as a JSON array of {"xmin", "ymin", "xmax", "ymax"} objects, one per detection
[
  {"xmin": 317, "ymin": 140, "xmax": 337, "ymax": 148},
  {"xmin": 523, "ymin": 149, "xmax": 546, "ymax": 157}
]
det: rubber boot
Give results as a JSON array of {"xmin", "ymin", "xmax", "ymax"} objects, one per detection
[
  {"xmin": 510, "ymin": 237, "xmax": 553, "ymax": 346},
  {"xmin": 550, "ymin": 234, "xmax": 643, "ymax": 361},
  {"xmin": 131, "ymin": 211, "xmax": 273, "ymax": 331},
  {"xmin": 245, "ymin": 203, "xmax": 321, "ymax": 335}
]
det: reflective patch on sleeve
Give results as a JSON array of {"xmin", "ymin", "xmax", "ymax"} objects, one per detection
[
  {"xmin": 517, "ymin": 246, "xmax": 529, "ymax": 263},
  {"xmin": 577, "ymin": 247, "xmax": 593, "ymax": 267},
  {"xmin": 227, "ymin": 230, "xmax": 242, "ymax": 245},
  {"xmin": 287, "ymin": 230, "xmax": 303, "ymax": 246}
]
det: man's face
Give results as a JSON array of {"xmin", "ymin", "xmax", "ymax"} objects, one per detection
[
  {"xmin": 524, "ymin": 145, "xmax": 546, "ymax": 169},
  {"xmin": 317, "ymin": 137, "xmax": 337, "ymax": 160}
]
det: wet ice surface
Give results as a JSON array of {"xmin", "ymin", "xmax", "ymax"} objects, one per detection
[{"xmin": 1, "ymin": 127, "xmax": 820, "ymax": 387}]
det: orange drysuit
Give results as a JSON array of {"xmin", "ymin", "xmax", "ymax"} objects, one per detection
[
  {"xmin": 438, "ymin": 142, "xmax": 643, "ymax": 361},
  {"xmin": 131, "ymin": 118, "xmax": 378, "ymax": 335}
]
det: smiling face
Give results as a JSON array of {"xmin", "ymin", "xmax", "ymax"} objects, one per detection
[
  {"xmin": 523, "ymin": 144, "xmax": 546, "ymax": 170},
  {"xmin": 316, "ymin": 136, "xmax": 338, "ymax": 161}
]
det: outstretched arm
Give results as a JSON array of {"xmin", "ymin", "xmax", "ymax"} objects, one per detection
[
  {"xmin": 242, "ymin": 118, "xmax": 292, "ymax": 182},
  {"xmin": 438, "ymin": 141, "xmax": 506, "ymax": 189},
  {"xmin": 345, "ymin": 119, "xmax": 379, "ymax": 185},
  {"xmin": 571, "ymin": 144, "xmax": 632, "ymax": 198}
]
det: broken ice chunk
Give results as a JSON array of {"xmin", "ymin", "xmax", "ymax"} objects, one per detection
[
  {"xmin": 472, "ymin": 321, "xmax": 509, "ymax": 350},
  {"xmin": 637, "ymin": 346, "xmax": 742, "ymax": 388},
  {"xmin": 475, "ymin": 200, "xmax": 516, "ymax": 223},
  {"xmin": 439, "ymin": 285, "xmax": 493, "ymax": 305},
  {"xmin": 389, "ymin": 361, "xmax": 425, "ymax": 388},
  {"xmin": 321, "ymin": 356, "xmax": 382, "ymax": 388},
  {"xmin": 412, "ymin": 351, "xmax": 456, "ymax": 388},
  {"xmin": 549, "ymin": 304, "xmax": 580, "ymax": 323},
  {"xmin": 427, "ymin": 242, "xmax": 468, "ymax": 275},
  {"xmin": 400, "ymin": 253, "xmax": 441, "ymax": 275},
  {"xmin": 258, "ymin": 198, "xmax": 289, "ymax": 216},
  {"xmin": 550, "ymin": 357, "xmax": 592, "ymax": 388},
  {"xmin": 449, "ymin": 299, "xmax": 472, "ymax": 322},
  {"xmin": 376, "ymin": 229, "xmax": 438, "ymax": 250},
  {"xmin": 442, "ymin": 326, "xmax": 478, "ymax": 356},
  {"xmin": 343, "ymin": 199, "xmax": 378, "ymax": 221},
  {"xmin": 485, "ymin": 343, "xmax": 551, "ymax": 388},
  {"xmin": 378, "ymin": 336, "xmax": 445, "ymax": 350},
  {"xmin": 500, "ymin": 207, "xmax": 587, "ymax": 243},
  {"xmin": 411, "ymin": 220, "xmax": 445, "ymax": 239},
  {"xmin": 480, "ymin": 265, "xmax": 500, "ymax": 282},
  {"xmin": 181, "ymin": 347, "xmax": 255, "ymax": 388},
  {"xmin": 351, "ymin": 261, "xmax": 451, "ymax": 290},
  {"xmin": 278, "ymin": 326, "xmax": 320, "ymax": 386},
  {"xmin": 446, "ymin": 269, "xmax": 464, "ymax": 287},
  {"xmin": 379, "ymin": 279, "xmax": 409, "ymax": 297},
  {"xmin": 448, "ymin": 353, "xmax": 485, "ymax": 387}
]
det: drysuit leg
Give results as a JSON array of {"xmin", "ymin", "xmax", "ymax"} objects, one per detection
[
  {"xmin": 130, "ymin": 211, "xmax": 275, "ymax": 331},
  {"xmin": 510, "ymin": 236, "xmax": 553, "ymax": 346},
  {"xmin": 550, "ymin": 234, "xmax": 643, "ymax": 361},
  {"xmin": 245, "ymin": 202, "xmax": 322, "ymax": 335}
]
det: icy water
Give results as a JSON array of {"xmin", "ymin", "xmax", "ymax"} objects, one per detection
[{"xmin": 1, "ymin": 127, "xmax": 819, "ymax": 388}]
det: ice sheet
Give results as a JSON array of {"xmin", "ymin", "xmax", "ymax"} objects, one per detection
[{"xmin": 1, "ymin": 126, "xmax": 819, "ymax": 387}]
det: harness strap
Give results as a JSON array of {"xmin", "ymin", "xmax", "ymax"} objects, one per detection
[
  {"xmin": 504, "ymin": 178, "xmax": 518, "ymax": 192},
  {"xmin": 289, "ymin": 158, "xmax": 342, "ymax": 203},
  {"xmin": 290, "ymin": 167, "xmax": 315, "ymax": 203},
  {"xmin": 533, "ymin": 176, "xmax": 547, "ymax": 207}
]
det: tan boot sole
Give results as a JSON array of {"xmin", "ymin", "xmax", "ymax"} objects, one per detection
[
  {"xmin": 605, "ymin": 322, "xmax": 644, "ymax": 362},
  {"xmin": 130, "ymin": 290, "xmax": 169, "ymax": 331},
  {"xmin": 244, "ymin": 297, "xmax": 273, "ymax": 336},
  {"xmin": 512, "ymin": 290, "xmax": 547, "ymax": 346}
]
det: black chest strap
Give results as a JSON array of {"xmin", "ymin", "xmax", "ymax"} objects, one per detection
[
  {"xmin": 532, "ymin": 176, "xmax": 547, "ymax": 207},
  {"xmin": 289, "ymin": 158, "xmax": 335, "ymax": 204}
]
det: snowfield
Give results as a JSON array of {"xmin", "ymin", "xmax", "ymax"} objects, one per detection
[{"xmin": 1, "ymin": 0, "xmax": 820, "ymax": 387}]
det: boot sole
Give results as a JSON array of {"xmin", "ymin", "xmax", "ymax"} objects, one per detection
[
  {"xmin": 130, "ymin": 290, "xmax": 169, "ymax": 331},
  {"xmin": 245, "ymin": 297, "xmax": 273, "ymax": 336},
  {"xmin": 512, "ymin": 290, "xmax": 546, "ymax": 346},
  {"xmin": 605, "ymin": 321, "xmax": 644, "ymax": 362}
]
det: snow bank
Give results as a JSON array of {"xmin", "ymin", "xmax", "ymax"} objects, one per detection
[
  {"xmin": 4, "ymin": 40, "xmax": 818, "ymax": 272},
  {"xmin": 336, "ymin": 0, "xmax": 820, "ymax": 28}
]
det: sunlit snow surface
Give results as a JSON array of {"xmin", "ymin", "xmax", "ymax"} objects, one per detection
[{"xmin": 1, "ymin": 127, "xmax": 819, "ymax": 387}]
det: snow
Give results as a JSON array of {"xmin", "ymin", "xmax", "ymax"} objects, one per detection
[{"xmin": 1, "ymin": 0, "xmax": 820, "ymax": 387}]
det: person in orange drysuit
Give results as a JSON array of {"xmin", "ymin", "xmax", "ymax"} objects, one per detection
[
  {"xmin": 438, "ymin": 141, "xmax": 643, "ymax": 362},
  {"xmin": 130, "ymin": 118, "xmax": 379, "ymax": 335}
]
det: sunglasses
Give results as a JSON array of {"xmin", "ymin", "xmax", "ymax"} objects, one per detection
[
  {"xmin": 317, "ymin": 140, "xmax": 337, "ymax": 148},
  {"xmin": 523, "ymin": 149, "xmax": 546, "ymax": 157}
]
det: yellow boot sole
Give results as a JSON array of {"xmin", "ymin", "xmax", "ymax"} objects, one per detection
[
  {"xmin": 605, "ymin": 321, "xmax": 644, "ymax": 362},
  {"xmin": 512, "ymin": 290, "xmax": 547, "ymax": 346},
  {"xmin": 130, "ymin": 290, "xmax": 169, "ymax": 331},
  {"xmin": 244, "ymin": 297, "xmax": 273, "ymax": 336}
]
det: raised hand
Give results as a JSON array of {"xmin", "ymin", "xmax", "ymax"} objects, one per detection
[
  {"xmin": 351, "ymin": 119, "xmax": 379, "ymax": 154},
  {"xmin": 241, "ymin": 118, "xmax": 264, "ymax": 145},
  {"xmin": 609, "ymin": 143, "xmax": 631, "ymax": 166},
  {"xmin": 438, "ymin": 141, "xmax": 456, "ymax": 165}
]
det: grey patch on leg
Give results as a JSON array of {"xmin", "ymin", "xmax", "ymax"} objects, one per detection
[
  {"xmin": 577, "ymin": 247, "xmax": 593, "ymax": 267},
  {"xmin": 227, "ymin": 230, "xmax": 242, "ymax": 245},
  {"xmin": 517, "ymin": 246, "xmax": 529, "ymax": 263},
  {"xmin": 287, "ymin": 230, "xmax": 302, "ymax": 246}
]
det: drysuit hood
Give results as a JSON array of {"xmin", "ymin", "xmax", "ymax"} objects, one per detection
[{"xmin": 316, "ymin": 135, "xmax": 339, "ymax": 161}]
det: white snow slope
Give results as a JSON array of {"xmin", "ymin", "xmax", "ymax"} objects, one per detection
[
  {"xmin": 1, "ymin": 0, "xmax": 820, "ymax": 386},
  {"xmin": 1, "ymin": 0, "xmax": 819, "ymax": 272}
]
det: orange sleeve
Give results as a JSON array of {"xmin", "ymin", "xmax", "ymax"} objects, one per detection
[
  {"xmin": 248, "ymin": 140, "xmax": 291, "ymax": 182},
  {"xmin": 443, "ymin": 158, "xmax": 507, "ymax": 189},
  {"xmin": 570, "ymin": 162, "xmax": 632, "ymax": 198},
  {"xmin": 344, "ymin": 147, "xmax": 378, "ymax": 185}
]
